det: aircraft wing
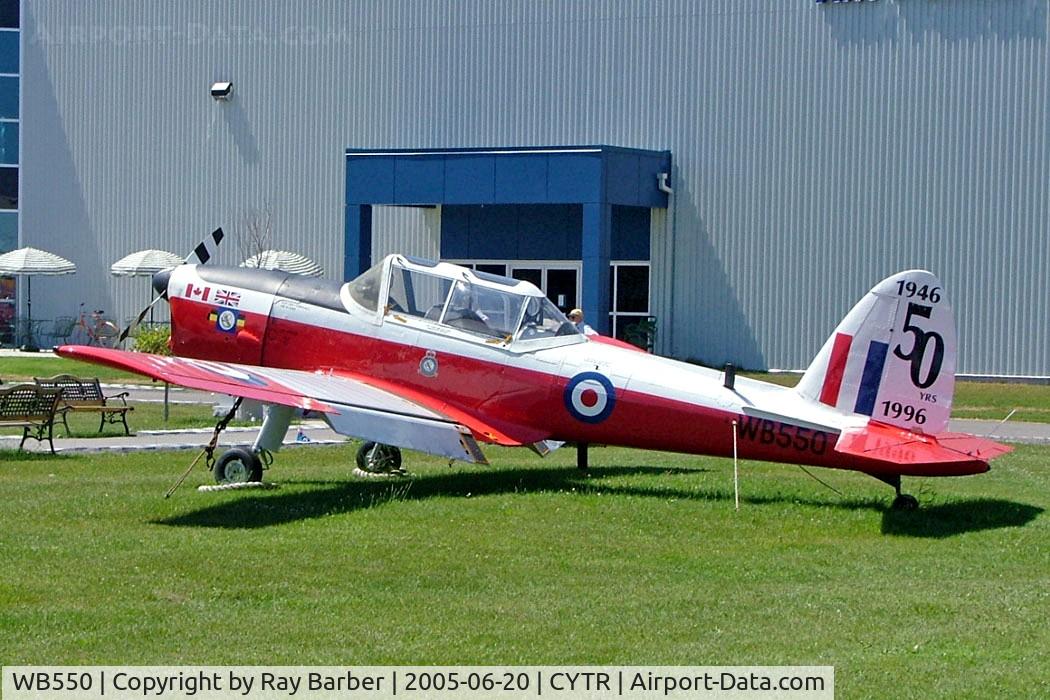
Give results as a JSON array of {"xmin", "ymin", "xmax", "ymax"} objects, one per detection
[
  {"xmin": 329, "ymin": 370, "xmax": 552, "ymax": 448},
  {"xmin": 56, "ymin": 345, "xmax": 487, "ymax": 464}
]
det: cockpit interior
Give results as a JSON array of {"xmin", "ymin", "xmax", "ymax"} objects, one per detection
[{"xmin": 344, "ymin": 255, "xmax": 583, "ymax": 347}]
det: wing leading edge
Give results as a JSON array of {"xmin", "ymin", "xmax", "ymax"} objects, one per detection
[{"xmin": 56, "ymin": 345, "xmax": 487, "ymax": 464}]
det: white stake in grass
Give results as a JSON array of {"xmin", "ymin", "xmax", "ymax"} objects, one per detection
[{"xmin": 732, "ymin": 420, "xmax": 739, "ymax": 511}]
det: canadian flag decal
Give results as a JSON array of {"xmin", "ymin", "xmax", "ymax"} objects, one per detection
[{"xmin": 185, "ymin": 284, "xmax": 211, "ymax": 302}]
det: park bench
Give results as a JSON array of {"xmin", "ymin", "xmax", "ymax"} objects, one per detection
[
  {"xmin": 0, "ymin": 383, "xmax": 63, "ymax": 453},
  {"xmin": 34, "ymin": 374, "xmax": 133, "ymax": 436}
]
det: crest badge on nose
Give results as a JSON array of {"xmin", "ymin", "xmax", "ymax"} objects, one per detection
[{"xmin": 208, "ymin": 307, "xmax": 245, "ymax": 334}]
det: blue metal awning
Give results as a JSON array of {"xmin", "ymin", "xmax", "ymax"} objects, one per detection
[{"xmin": 346, "ymin": 145, "xmax": 671, "ymax": 208}]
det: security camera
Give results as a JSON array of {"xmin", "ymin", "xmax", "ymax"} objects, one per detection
[{"xmin": 210, "ymin": 81, "xmax": 233, "ymax": 100}]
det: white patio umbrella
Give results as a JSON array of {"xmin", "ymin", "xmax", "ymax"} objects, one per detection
[
  {"xmin": 110, "ymin": 248, "xmax": 183, "ymax": 276},
  {"xmin": 240, "ymin": 249, "xmax": 324, "ymax": 277},
  {"xmin": 110, "ymin": 249, "xmax": 184, "ymax": 326},
  {"xmin": 0, "ymin": 246, "xmax": 77, "ymax": 349}
]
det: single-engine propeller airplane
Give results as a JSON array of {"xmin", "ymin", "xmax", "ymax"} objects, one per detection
[{"xmin": 58, "ymin": 229, "xmax": 1010, "ymax": 508}]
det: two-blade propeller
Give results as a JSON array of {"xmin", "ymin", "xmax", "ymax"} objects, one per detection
[{"xmin": 118, "ymin": 228, "xmax": 226, "ymax": 343}]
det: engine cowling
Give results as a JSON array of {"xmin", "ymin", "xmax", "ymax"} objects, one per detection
[{"xmin": 158, "ymin": 265, "xmax": 279, "ymax": 365}]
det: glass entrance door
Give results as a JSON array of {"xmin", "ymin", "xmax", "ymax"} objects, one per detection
[
  {"xmin": 609, "ymin": 262, "xmax": 652, "ymax": 348},
  {"xmin": 545, "ymin": 268, "xmax": 578, "ymax": 312},
  {"xmin": 510, "ymin": 267, "xmax": 541, "ymax": 288},
  {"xmin": 447, "ymin": 259, "xmax": 581, "ymax": 313},
  {"xmin": 510, "ymin": 264, "xmax": 579, "ymax": 313}
]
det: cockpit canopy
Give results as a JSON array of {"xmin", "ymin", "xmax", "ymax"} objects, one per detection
[{"xmin": 345, "ymin": 255, "xmax": 582, "ymax": 345}]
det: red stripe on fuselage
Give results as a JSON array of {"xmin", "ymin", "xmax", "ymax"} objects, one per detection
[
  {"xmin": 819, "ymin": 333, "xmax": 853, "ymax": 407},
  {"xmin": 170, "ymin": 297, "xmax": 268, "ymax": 365}
]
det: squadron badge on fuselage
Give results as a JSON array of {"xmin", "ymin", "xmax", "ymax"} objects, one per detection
[{"xmin": 419, "ymin": 350, "xmax": 439, "ymax": 378}]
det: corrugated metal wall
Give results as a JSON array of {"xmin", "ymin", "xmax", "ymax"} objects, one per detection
[
  {"xmin": 21, "ymin": 0, "xmax": 1050, "ymax": 374},
  {"xmin": 371, "ymin": 206, "xmax": 440, "ymax": 263}
]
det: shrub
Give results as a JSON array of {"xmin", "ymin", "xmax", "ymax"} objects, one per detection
[{"xmin": 132, "ymin": 326, "xmax": 172, "ymax": 355}]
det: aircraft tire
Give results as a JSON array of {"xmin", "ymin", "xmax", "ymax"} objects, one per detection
[
  {"xmin": 891, "ymin": 493, "xmax": 919, "ymax": 511},
  {"xmin": 213, "ymin": 447, "xmax": 263, "ymax": 484},
  {"xmin": 355, "ymin": 442, "xmax": 403, "ymax": 474}
]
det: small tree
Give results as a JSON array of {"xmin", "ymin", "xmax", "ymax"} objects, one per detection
[{"xmin": 238, "ymin": 206, "xmax": 274, "ymax": 265}]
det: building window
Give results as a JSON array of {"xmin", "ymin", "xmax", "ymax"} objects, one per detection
[
  {"xmin": 0, "ymin": 120, "xmax": 16, "ymax": 165},
  {"xmin": 609, "ymin": 262, "xmax": 652, "ymax": 348},
  {"xmin": 0, "ymin": 1, "xmax": 18, "ymax": 30},
  {"xmin": 448, "ymin": 259, "xmax": 581, "ymax": 313},
  {"xmin": 0, "ymin": 3, "xmax": 16, "ymax": 346},
  {"xmin": 0, "ymin": 76, "xmax": 16, "ymax": 119},
  {"xmin": 0, "ymin": 165, "xmax": 15, "ymax": 209},
  {"xmin": 475, "ymin": 263, "xmax": 508, "ymax": 277},
  {"xmin": 449, "ymin": 259, "xmax": 652, "ymax": 346},
  {"xmin": 0, "ymin": 31, "xmax": 17, "ymax": 74},
  {"xmin": 0, "ymin": 209, "xmax": 14, "ymax": 249},
  {"xmin": 0, "ymin": 164, "xmax": 14, "ymax": 208},
  {"xmin": 0, "ymin": 210, "xmax": 14, "ymax": 342}
]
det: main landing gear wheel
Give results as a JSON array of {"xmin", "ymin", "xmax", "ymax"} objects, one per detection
[
  {"xmin": 213, "ymin": 447, "xmax": 263, "ymax": 484},
  {"xmin": 354, "ymin": 442, "xmax": 405, "ymax": 477}
]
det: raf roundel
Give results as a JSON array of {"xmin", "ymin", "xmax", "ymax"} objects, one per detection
[{"xmin": 564, "ymin": 371, "xmax": 616, "ymax": 424}]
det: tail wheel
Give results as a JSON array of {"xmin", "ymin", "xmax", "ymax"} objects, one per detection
[
  {"xmin": 891, "ymin": 494, "xmax": 919, "ymax": 511},
  {"xmin": 213, "ymin": 447, "xmax": 263, "ymax": 484},
  {"xmin": 355, "ymin": 442, "xmax": 403, "ymax": 475}
]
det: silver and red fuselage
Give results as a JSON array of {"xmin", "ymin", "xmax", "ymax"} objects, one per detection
[{"xmin": 155, "ymin": 263, "xmax": 989, "ymax": 478}]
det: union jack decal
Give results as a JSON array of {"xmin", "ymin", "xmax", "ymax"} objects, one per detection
[{"xmin": 214, "ymin": 289, "xmax": 241, "ymax": 307}]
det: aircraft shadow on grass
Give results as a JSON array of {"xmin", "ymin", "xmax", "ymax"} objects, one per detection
[
  {"xmin": 879, "ymin": 499, "xmax": 1043, "ymax": 538},
  {"xmin": 154, "ymin": 464, "xmax": 1042, "ymax": 538}
]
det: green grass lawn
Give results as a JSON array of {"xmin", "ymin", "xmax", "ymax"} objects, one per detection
[
  {"xmin": 951, "ymin": 382, "xmax": 1050, "ymax": 423},
  {"xmin": 0, "ymin": 401, "xmax": 255, "ymax": 438},
  {"xmin": 746, "ymin": 372, "xmax": 1050, "ymax": 423},
  {"xmin": 0, "ymin": 355, "xmax": 147, "ymax": 383},
  {"xmin": 0, "ymin": 443, "xmax": 1045, "ymax": 699}
]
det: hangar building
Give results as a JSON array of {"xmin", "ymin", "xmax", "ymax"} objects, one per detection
[{"xmin": 5, "ymin": 0, "xmax": 1049, "ymax": 375}]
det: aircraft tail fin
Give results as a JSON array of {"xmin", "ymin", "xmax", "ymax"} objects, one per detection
[{"xmin": 796, "ymin": 270, "xmax": 956, "ymax": 434}]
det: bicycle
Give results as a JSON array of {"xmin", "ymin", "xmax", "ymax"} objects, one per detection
[{"xmin": 69, "ymin": 304, "xmax": 120, "ymax": 348}]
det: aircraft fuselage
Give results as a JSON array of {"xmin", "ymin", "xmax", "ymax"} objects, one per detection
[{"xmin": 164, "ymin": 264, "xmax": 986, "ymax": 477}]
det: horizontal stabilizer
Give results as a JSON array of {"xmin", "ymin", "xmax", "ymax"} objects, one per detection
[
  {"xmin": 740, "ymin": 405, "xmax": 839, "ymax": 434},
  {"xmin": 835, "ymin": 421, "xmax": 1011, "ymax": 474},
  {"xmin": 930, "ymin": 432, "xmax": 1014, "ymax": 461}
]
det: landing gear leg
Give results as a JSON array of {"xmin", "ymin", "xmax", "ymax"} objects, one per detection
[
  {"xmin": 872, "ymin": 473, "xmax": 918, "ymax": 510},
  {"xmin": 211, "ymin": 403, "xmax": 291, "ymax": 484},
  {"xmin": 165, "ymin": 398, "xmax": 244, "ymax": 497},
  {"xmin": 577, "ymin": 442, "xmax": 589, "ymax": 471}
]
